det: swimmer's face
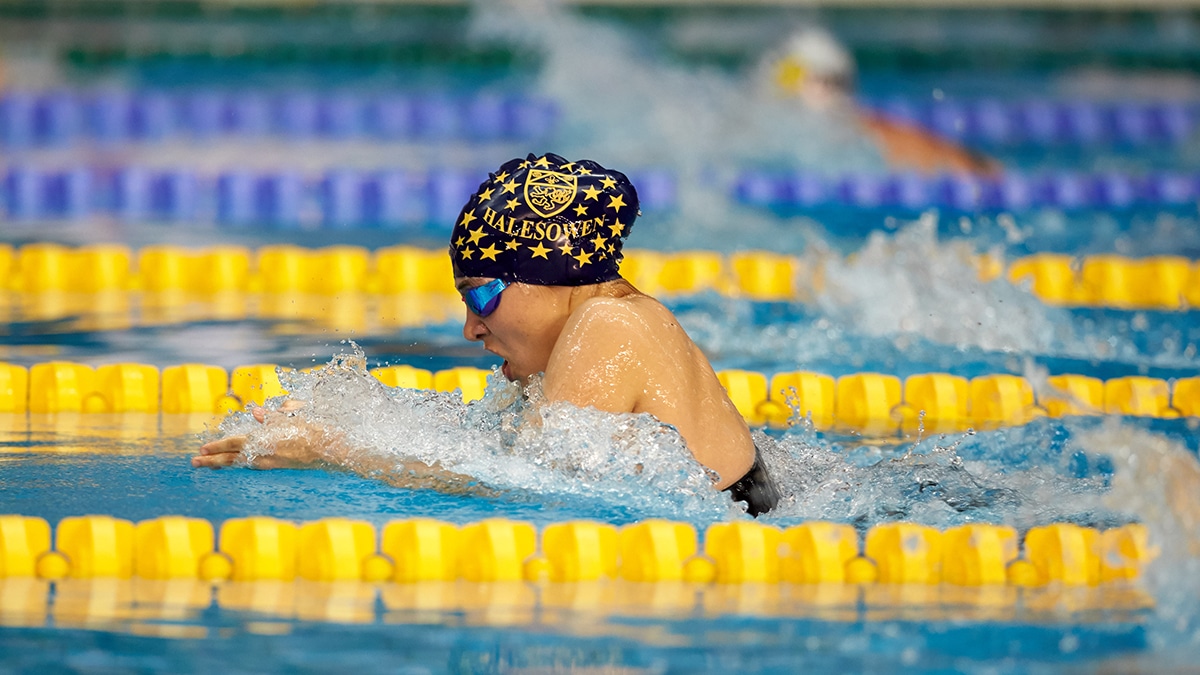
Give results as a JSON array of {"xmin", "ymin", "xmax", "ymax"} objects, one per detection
[
  {"xmin": 456, "ymin": 277, "xmax": 572, "ymax": 384},
  {"xmin": 771, "ymin": 58, "xmax": 852, "ymax": 111}
]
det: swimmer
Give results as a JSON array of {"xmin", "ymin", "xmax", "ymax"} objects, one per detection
[
  {"xmin": 193, "ymin": 153, "xmax": 780, "ymax": 517},
  {"xmin": 765, "ymin": 28, "xmax": 999, "ymax": 175}
]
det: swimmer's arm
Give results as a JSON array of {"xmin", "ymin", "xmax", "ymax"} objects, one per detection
[
  {"xmin": 861, "ymin": 113, "xmax": 999, "ymax": 175},
  {"xmin": 191, "ymin": 406, "xmax": 485, "ymax": 494},
  {"xmin": 372, "ymin": 460, "xmax": 494, "ymax": 495},
  {"xmin": 191, "ymin": 403, "xmax": 345, "ymax": 470},
  {"xmin": 323, "ymin": 446, "xmax": 484, "ymax": 495},
  {"xmin": 542, "ymin": 300, "xmax": 644, "ymax": 414}
]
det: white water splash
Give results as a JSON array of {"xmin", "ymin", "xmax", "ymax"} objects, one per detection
[
  {"xmin": 1093, "ymin": 422, "xmax": 1200, "ymax": 582},
  {"xmin": 751, "ymin": 417, "xmax": 1121, "ymax": 531},
  {"xmin": 210, "ymin": 345, "xmax": 1177, "ymax": 536},
  {"xmin": 213, "ymin": 347, "xmax": 735, "ymax": 521},
  {"xmin": 205, "ymin": 345, "xmax": 1200, "ymax": 667},
  {"xmin": 677, "ymin": 217, "xmax": 1200, "ymax": 370},
  {"xmin": 813, "ymin": 214, "xmax": 1062, "ymax": 354},
  {"xmin": 1081, "ymin": 422, "xmax": 1200, "ymax": 661}
]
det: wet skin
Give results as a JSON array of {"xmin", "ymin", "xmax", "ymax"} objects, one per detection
[
  {"xmin": 194, "ymin": 276, "xmax": 756, "ymax": 490},
  {"xmin": 457, "ymin": 276, "xmax": 756, "ymax": 488}
]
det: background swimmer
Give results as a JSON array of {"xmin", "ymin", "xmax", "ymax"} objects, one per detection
[
  {"xmin": 765, "ymin": 27, "xmax": 999, "ymax": 175},
  {"xmin": 193, "ymin": 153, "xmax": 780, "ymax": 516}
]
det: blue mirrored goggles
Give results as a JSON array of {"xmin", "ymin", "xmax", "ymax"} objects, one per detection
[{"xmin": 462, "ymin": 279, "xmax": 508, "ymax": 317}]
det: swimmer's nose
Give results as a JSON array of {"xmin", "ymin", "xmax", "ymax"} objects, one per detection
[{"xmin": 462, "ymin": 311, "xmax": 488, "ymax": 342}]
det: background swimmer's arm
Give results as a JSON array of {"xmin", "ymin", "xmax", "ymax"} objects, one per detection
[
  {"xmin": 861, "ymin": 113, "xmax": 1000, "ymax": 175},
  {"xmin": 542, "ymin": 300, "xmax": 644, "ymax": 414}
]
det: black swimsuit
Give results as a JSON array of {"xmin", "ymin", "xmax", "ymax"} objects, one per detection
[{"xmin": 723, "ymin": 445, "xmax": 781, "ymax": 517}]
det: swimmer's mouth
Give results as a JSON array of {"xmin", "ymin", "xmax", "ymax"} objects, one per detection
[{"xmin": 484, "ymin": 346, "xmax": 514, "ymax": 381}]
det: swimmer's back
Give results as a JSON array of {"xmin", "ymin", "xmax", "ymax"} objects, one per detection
[{"xmin": 543, "ymin": 281, "xmax": 756, "ymax": 489}]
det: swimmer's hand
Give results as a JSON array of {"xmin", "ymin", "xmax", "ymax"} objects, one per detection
[
  {"xmin": 191, "ymin": 400, "xmax": 489, "ymax": 496},
  {"xmin": 191, "ymin": 400, "xmax": 342, "ymax": 470}
]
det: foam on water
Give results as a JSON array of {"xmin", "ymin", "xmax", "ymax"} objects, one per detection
[
  {"xmin": 206, "ymin": 343, "xmax": 1200, "ymax": 657},
  {"xmin": 812, "ymin": 214, "xmax": 1060, "ymax": 354},
  {"xmin": 211, "ymin": 345, "xmax": 1185, "ymax": 533},
  {"xmin": 206, "ymin": 340, "xmax": 1200, "ymax": 666},
  {"xmin": 678, "ymin": 215, "xmax": 1200, "ymax": 372},
  {"xmin": 214, "ymin": 347, "xmax": 736, "ymax": 521},
  {"xmin": 1085, "ymin": 422, "xmax": 1200, "ymax": 660},
  {"xmin": 754, "ymin": 422, "xmax": 1107, "ymax": 530}
]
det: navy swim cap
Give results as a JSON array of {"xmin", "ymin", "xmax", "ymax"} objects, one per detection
[{"xmin": 449, "ymin": 153, "xmax": 639, "ymax": 286}]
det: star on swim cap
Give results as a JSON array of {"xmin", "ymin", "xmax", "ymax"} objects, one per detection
[{"xmin": 449, "ymin": 153, "xmax": 640, "ymax": 286}]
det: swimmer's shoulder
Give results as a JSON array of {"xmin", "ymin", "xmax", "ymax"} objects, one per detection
[
  {"xmin": 544, "ymin": 287, "xmax": 661, "ymax": 412},
  {"xmin": 569, "ymin": 285, "xmax": 680, "ymax": 339}
]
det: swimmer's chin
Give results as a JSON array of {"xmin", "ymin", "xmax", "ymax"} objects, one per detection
[{"xmin": 502, "ymin": 361, "xmax": 542, "ymax": 386}]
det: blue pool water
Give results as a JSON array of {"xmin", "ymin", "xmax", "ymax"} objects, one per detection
[{"xmin": 4, "ymin": 3, "xmax": 1200, "ymax": 673}]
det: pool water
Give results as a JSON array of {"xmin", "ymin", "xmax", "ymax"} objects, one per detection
[{"xmin": 4, "ymin": 3, "xmax": 1200, "ymax": 674}]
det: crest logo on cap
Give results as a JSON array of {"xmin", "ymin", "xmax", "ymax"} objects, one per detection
[{"xmin": 524, "ymin": 169, "xmax": 577, "ymax": 219}]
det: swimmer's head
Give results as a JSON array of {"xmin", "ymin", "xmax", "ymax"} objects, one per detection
[
  {"xmin": 766, "ymin": 28, "xmax": 856, "ymax": 107},
  {"xmin": 449, "ymin": 153, "xmax": 639, "ymax": 286}
]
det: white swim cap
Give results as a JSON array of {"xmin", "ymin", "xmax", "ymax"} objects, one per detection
[{"xmin": 771, "ymin": 27, "xmax": 855, "ymax": 94}]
